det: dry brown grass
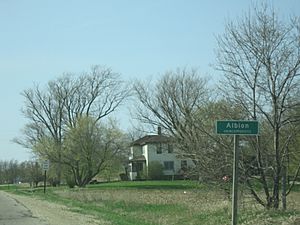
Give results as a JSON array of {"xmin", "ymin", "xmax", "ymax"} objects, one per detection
[{"xmin": 53, "ymin": 185, "xmax": 300, "ymax": 225}]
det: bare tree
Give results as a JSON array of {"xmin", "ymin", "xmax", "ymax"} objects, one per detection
[
  {"xmin": 216, "ymin": 5, "xmax": 300, "ymax": 209},
  {"xmin": 61, "ymin": 66, "xmax": 129, "ymax": 128},
  {"xmin": 133, "ymin": 68, "xmax": 239, "ymax": 180},
  {"xmin": 15, "ymin": 65, "xmax": 129, "ymax": 184},
  {"xmin": 134, "ymin": 68, "xmax": 210, "ymax": 133},
  {"xmin": 18, "ymin": 78, "xmax": 65, "ymax": 184}
]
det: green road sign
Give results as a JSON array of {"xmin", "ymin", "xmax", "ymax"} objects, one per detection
[{"xmin": 216, "ymin": 120, "xmax": 258, "ymax": 135}]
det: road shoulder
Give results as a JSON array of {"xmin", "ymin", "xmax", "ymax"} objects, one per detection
[{"xmin": 4, "ymin": 192, "xmax": 109, "ymax": 225}]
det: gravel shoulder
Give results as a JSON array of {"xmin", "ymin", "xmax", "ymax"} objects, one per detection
[{"xmin": 5, "ymin": 192, "xmax": 109, "ymax": 225}]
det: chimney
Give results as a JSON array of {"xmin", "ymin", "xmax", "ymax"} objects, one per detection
[{"xmin": 158, "ymin": 126, "xmax": 162, "ymax": 135}]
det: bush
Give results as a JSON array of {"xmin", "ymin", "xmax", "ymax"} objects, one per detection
[
  {"xmin": 48, "ymin": 178, "xmax": 60, "ymax": 187},
  {"xmin": 119, "ymin": 173, "xmax": 128, "ymax": 181},
  {"xmin": 147, "ymin": 161, "xmax": 164, "ymax": 180},
  {"xmin": 66, "ymin": 176, "xmax": 76, "ymax": 188}
]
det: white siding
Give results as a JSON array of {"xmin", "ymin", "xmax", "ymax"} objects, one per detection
[
  {"xmin": 146, "ymin": 143, "xmax": 185, "ymax": 176},
  {"xmin": 143, "ymin": 145, "xmax": 149, "ymax": 167},
  {"xmin": 129, "ymin": 139, "xmax": 195, "ymax": 180},
  {"xmin": 132, "ymin": 146, "xmax": 142, "ymax": 156},
  {"xmin": 129, "ymin": 172, "xmax": 137, "ymax": 180}
]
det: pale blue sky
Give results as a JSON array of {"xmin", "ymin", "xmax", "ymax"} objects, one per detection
[{"xmin": 0, "ymin": 0, "xmax": 299, "ymax": 161}]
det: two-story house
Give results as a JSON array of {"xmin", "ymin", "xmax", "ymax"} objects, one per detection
[{"xmin": 128, "ymin": 129, "xmax": 194, "ymax": 180}]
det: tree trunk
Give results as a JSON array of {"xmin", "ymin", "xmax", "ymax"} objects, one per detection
[
  {"xmin": 273, "ymin": 126, "xmax": 281, "ymax": 209},
  {"xmin": 282, "ymin": 164, "xmax": 287, "ymax": 210},
  {"xmin": 57, "ymin": 151, "xmax": 62, "ymax": 186},
  {"xmin": 255, "ymin": 136, "xmax": 272, "ymax": 208}
]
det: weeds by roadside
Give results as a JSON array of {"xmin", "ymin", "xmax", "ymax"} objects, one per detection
[{"xmin": 3, "ymin": 181, "xmax": 300, "ymax": 225}]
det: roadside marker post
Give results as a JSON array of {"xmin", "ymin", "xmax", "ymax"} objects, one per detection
[
  {"xmin": 44, "ymin": 170, "xmax": 47, "ymax": 194},
  {"xmin": 216, "ymin": 120, "xmax": 258, "ymax": 225},
  {"xmin": 232, "ymin": 134, "xmax": 239, "ymax": 225},
  {"xmin": 42, "ymin": 160, "xmax": 50, "ymax": 194}
]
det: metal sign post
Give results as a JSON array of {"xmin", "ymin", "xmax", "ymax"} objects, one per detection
[
  {"xmin": 42, "ymin": 160, "xmax": 49, "ymax": 194},
  {"xmin": 216, "ymin": 120, "xmax": 258, "ymax": 225},
  {"xmin": 43, "ymin": 170, "xmax": 47, "ymax": 194},
  {"xmin": 232, "ymin": 135, "xmax": 239, "ymax": 225}
]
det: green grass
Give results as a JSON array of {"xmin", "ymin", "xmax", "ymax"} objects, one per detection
[
  {"xmin": 86, "ymin": 180, "xmax": 200, "ymax": 190},
  {"xmin": 5, "ymin": 181, "xmax": 300, "ymax": 225},
  {"xmin": 0, "ymin": 184, "xmax": 17, "ymax": 190}
]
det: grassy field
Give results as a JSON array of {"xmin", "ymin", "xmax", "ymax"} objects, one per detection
[{"xmin": 3, "ymin": 181, "xmax": 300, "ymax": 225}]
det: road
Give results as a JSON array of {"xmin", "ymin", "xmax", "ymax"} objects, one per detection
[{"xmin": 0, "ymin": 191, "xmax": 48, "ymax": 225}]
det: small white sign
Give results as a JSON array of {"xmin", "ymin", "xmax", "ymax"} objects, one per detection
[{"xmin": 42, "ymin": 160, "xmax": 50, "ymax": 170}]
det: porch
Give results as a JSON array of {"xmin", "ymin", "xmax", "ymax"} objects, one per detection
[{"xmin": 128, "ymin": 155, "xmax": 146, "ymax": 180}]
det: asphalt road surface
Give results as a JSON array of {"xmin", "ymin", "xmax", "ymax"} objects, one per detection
[{"xmin": 0, "ymin": 191, "xmax": 48, "ymax": 225}]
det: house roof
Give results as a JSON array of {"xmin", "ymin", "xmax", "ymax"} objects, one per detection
[{"xmin": 131, "ymin": 135, "xmax": 172, "ymax": 146}]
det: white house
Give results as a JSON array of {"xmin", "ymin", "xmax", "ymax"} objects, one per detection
[{"xmin": 128, "ymin": 130, "xmax": 194, "ymax": 180}]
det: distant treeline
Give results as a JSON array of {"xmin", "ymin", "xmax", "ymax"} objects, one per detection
[{"xmin": 0, "ymin": 160, "xmax": 43, "ymax": 187}]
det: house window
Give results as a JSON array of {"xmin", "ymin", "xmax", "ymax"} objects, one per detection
[
  {"xmin": 167, "ymin": 144, "xmax": 173, "ymax": 153},
  {"xmin": 132, "ymin": 162, "xmax": 143, "ymax": 172},
  {"xmin": 156, "ymin": 143, "xmax": 162, "ymax": 154},
  {"xmin": 164, "ymin": 161, "xmax": 174, "ymax": 171}
]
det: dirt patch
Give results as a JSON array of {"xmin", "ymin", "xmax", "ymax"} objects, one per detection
[{"xmin": 5, "ymin": 192, "xmax": 110, "ymax": 225}]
